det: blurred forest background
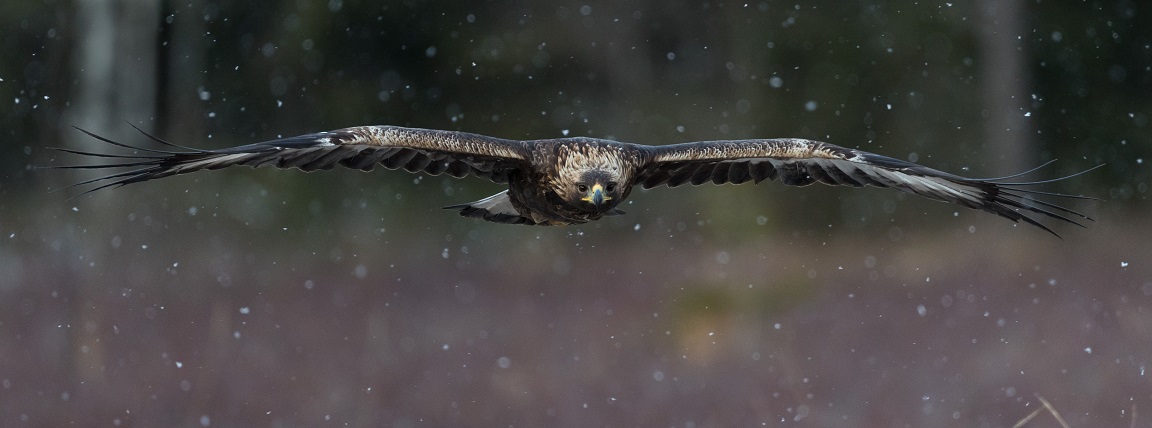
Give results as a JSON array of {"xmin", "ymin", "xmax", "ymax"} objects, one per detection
[{"xmin": 2, "ymin": 0, "xmax": 1150, "ymax": 426}]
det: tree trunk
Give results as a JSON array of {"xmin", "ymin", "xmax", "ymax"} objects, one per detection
[
  {"xmin": 977, "ymin": 0, "xmax": 1034, "ymax": 173},
  {"xmin": 61, "ymin": 0, "xmax": 161, "ymax": 386}
]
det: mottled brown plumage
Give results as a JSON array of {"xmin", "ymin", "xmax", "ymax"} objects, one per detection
[{"xmin": 52, "ymin": 125, "xmax": 1095, "ymax": 234}]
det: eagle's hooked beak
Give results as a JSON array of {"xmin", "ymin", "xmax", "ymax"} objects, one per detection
[{"xmin": 580, "ymin": 183, "xmax": 611, "ymax": 207}]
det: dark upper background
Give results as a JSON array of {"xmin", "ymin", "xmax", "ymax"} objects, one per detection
[{"xmin": 1, "ymin": 0, "xmax": 1149, "ymax": 426}]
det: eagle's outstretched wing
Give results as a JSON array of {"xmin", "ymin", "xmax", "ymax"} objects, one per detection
[
  {"xmin": 636, "ymin": 139, "xmax": 1096, "ymax": 236},
  {"xmin": 53, "ymin": 125, "xmax": 531, "ymax": 196}
]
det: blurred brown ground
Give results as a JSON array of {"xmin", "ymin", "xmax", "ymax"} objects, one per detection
[{"xmin": 2, "ymin": 190, "xmax": 1147, "ymax": 427}]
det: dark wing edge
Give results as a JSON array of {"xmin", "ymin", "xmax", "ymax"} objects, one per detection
[
  {"xmin": 48, "ymin": 125, "xmax": 531, "ymax": 197},
  {"xmin": 636, "ymin": 139, "xmax": 1098, "ymax": 237}
]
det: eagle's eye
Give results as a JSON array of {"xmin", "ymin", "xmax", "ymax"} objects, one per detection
[
  {"xmin": 605, "ymin": 182, "xmax": 617, "ymax": 192},
  {"xmin": 576, "ymin": 184, "xmax": 588, "ymax": 193}
]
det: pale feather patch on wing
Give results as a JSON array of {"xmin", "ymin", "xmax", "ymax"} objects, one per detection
[
  {"xmin": 829, "ymin": 158, "xmax": 972, "ymax": 200},
  {"xmin": 650, "ymin": 138, "xmax": 848, "ymax": 163},
  {"xmin": 341, "ymin": 126, "xmax": 529, "ymax": 160}
]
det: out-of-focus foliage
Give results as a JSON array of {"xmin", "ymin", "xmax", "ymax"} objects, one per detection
[{"xmin": 4, "ymin": 0, "xmax": 1146, "ymax": 232}]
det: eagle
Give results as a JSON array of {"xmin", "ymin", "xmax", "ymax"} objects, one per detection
[{"xmin": 53, "ymin": 125, "xmax": 1094, "ymax": 235}]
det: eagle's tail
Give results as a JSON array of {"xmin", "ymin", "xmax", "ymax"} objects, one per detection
[{"xmin": 443, "ymin": 191, "xmax": 537, "ymax": 225}]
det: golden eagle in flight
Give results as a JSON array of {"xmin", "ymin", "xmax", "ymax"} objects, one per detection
[{"xmin": 54, "ymin": 125, "xmax": 1093, "ymax": 235}]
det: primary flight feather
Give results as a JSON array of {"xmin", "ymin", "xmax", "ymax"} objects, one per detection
[{"xmin": 53, "ymin": 125, "xmax": 1094, "ymax": 235}]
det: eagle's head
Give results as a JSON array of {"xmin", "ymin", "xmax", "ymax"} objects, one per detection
[
  {"xmin": 551, "ymin": 145, "xmax": 633, "ymax": 213},
  {"xmin": 565, "ymin": 169, "xmax": 624, "ymax": 211}
]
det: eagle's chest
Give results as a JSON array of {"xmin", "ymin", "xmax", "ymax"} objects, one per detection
[{"xmin": 505, "ymin": 169, "xmax": 601, "ymax": 225}]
